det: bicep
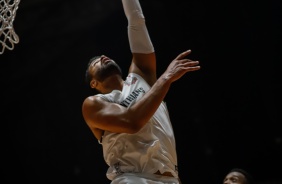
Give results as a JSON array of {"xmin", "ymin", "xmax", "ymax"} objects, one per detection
[{"xmin": 82, "ymin": 96, "xmax": 140, "ymax": 134}]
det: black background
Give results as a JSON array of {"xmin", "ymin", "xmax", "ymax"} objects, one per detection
[{"xmin": 1, "ymin": 0, "xmax": 281, "ymax": 184}]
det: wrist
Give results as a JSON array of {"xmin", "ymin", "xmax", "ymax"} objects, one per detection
[{"xmin": 158, "ymin": 74, "xmax": 172, "ymax": 88}]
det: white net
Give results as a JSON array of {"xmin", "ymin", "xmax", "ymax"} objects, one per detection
[{"xmin": 0, "ymin": 0, "xmax": 21, "ymax": 54}]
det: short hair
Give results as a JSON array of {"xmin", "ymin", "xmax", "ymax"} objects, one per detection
[
  {"xmin": 85, "ymin": 56, "xmax": 100, "ymax": 86},
  {"xmin": 229, "ymin": 168, "xmax": 254, "ymax": 184}
]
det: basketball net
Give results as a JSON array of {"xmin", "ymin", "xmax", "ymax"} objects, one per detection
[{"xmin": 0, "ymin": 0, "xmax": 21, "ymax": 54}]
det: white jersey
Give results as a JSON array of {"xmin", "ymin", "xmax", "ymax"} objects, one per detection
[{"xmin": 96, "ymin": 73, "xmax": 179, "ymax": 181}]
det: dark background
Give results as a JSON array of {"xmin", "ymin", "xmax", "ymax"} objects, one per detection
[{"xmin": 1, "ymin": 0, "xmax": 281, "ymax": 184}]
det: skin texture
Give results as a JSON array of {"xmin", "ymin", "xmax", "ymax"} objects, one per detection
[
  {"xmin": 82, "ymin": 51, "xmax": 200, "ymax": 140},
  {"xmin": 223, "ymin": 171, "xmax": 248, "ymax": 184}
]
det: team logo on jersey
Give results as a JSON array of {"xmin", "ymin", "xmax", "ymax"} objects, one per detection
[{"xmin": 124, "ymin": 75, "xmax": 138, "ymax": 86}]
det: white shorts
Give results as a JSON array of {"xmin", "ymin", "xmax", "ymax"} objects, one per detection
[{"xmin": 110, "ymin": 173, "xmax": 180, "ymax": 184}]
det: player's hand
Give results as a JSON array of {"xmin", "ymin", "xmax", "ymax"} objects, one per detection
[{"xmin": 163, "ymin": 50, "xmax": 200, "ymax": 83}]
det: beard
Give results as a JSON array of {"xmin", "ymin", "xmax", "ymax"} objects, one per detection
[{"xmin": 95, "ymin": 61, "xmax": 122, "ymax": 82}]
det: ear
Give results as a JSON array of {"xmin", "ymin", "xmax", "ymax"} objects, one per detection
[{"xmin": 90, "ymin": 79, "xmax": 97, "ymax": 89}]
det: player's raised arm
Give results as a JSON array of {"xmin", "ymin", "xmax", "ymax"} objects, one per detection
[{"xmin": 122, "ymin": 0, "xmax": 157, "ymax": 86}]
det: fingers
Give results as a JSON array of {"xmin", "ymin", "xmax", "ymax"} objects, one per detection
[
  {"xmin": 182, "ymin": 60, "xmax": 200, "ymax": 72},
  {"xmin": 175, "ymin": 49, "xmax": 192, "ymax": 60},
  {"xmin": 176, "ymin": 49, "xmax": 200, "ymax": 67},
  {"xmin": 185, "ymin": 60, "xmax": 199, "ymax": 66},
  {"xmin": 174, "ymin": 54, "xmax": 200, "ymax": 74},
  {"xmin": 187, "ymin": 65, "xmax": 201, "ymax": 71}
]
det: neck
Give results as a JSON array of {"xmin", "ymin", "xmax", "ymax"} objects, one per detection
[{"xmin": 100, "ymin": 74, "xmax": 123, "ymax": 94}]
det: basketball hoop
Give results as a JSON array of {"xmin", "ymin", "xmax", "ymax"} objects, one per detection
[{"xmin": 0, "ymin": 0, "xmax": 21, "ymax": 54}]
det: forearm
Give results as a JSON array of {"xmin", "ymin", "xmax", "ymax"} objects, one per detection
[
  {"xmin": 127, "ymin": 50, "xmax": 200, "ymax": 131},
  {"xmin": 128, "ymin": 75, "xmax": 171, "ymax": 129},
  {"xmin": 122, "ymin": 0, "xmax": 154, "ymax": 53}
]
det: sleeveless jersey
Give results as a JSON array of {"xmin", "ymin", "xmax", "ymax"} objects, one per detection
[{"xmin": 96, "ymin": 73, "xmax": 179, "ymax": 180}]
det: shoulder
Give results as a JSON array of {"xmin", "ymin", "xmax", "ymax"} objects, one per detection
[
  {"xmin": 82, "ymin": 95, "xmax": 108, "ymax": 130},
  {"xmin": 82, "ymin": 95, "xmax": 105, "ymax": 113},
  {"xmin": 82, "ymin": 96, "xmax": 106, "ymax": 141},
  {"xmin": 83, "ymin": 95, "xmax": 97, "ymax": 105}
]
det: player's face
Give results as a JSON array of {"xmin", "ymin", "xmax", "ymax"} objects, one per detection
[
  {"xmin": 223, "ymin": 172, "xmax": 247, "ymax": 184},
  {"xmin": 89, "ymin": 55, "xmax": 122, "ymax": 82}
]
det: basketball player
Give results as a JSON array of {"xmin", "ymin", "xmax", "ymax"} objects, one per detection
[
  {"xmin": 223, "ymin": 168, "xmax": 254, "ymax": 184},
  {"xmin": 82, "ymin": 0, "xmax": 200, "ymax": 183}
]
